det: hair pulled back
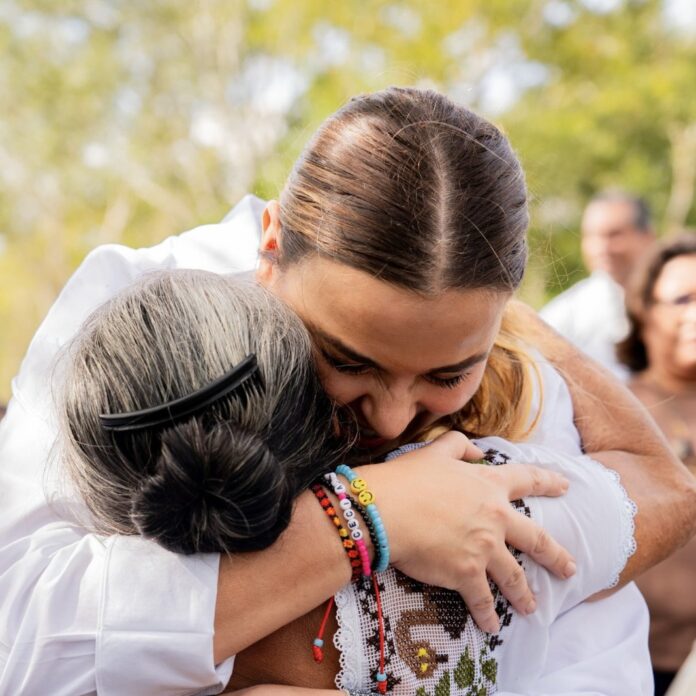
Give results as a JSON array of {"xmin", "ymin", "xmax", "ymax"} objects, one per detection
[
  {"xmin": 617, "ymin": 235, "xmax": 696, "ymax": 373},
  {"xmin": 279, "ymin": 86, "xmax": 528, "ymax": 295},
  {"xmin": 61, "ymin": 270, "xmax": 345, "ymax": 554},
  {"xmin": 278, "ymin": 87, "xmax": 535, "ymax": 439}
]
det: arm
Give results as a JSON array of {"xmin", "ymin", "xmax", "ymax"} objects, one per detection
[
  {"xmin": 514, "ymin": 300, "xmax": 696, "ymax": 583},
  {"xmin": 214, "ymin": 433, "xmax": 573, "ymax": 659}
]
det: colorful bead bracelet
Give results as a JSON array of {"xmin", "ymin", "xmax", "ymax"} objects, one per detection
[
  {"xmin": 311, "ymin": 483, "xmax": 362, "ymax": 582},
  {"xmin": 324, "ymin": 472, "xmax": 372, "ymax": 578},
  {"xmin": 335, "ymin": 464, "xmax": 390, "ymax": 572}
]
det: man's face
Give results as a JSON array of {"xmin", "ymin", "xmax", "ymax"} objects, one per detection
[{"xmin": 580, "ymin": 200, "xmax": 653, "ymax": 287}]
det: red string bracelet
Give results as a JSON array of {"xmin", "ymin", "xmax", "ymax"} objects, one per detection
[
  {"xmin": 312, "ymin": 596, "xmax": 335, "ymax": 663},
  {"xmin": 372, "ymin": 573, "xmax": 388, "ymax": 694}
]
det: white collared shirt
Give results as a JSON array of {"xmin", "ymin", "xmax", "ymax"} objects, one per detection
[{"xmin": 540, "ymin": 271, "xmax": 630, "ymax": 381}]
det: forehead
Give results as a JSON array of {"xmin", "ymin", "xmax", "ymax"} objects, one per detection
[
  {"xmin": 582, "ymin": 200, "xmax": 637, "ymax": 235},
  {"xmin": 654, "ymin": 255, "xmax": 696, "ymax": 296},
  {"xmin": 279, "ymin": 256, "xmax": 507, "ymax": 372}
]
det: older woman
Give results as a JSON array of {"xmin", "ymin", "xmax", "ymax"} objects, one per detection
[{"xmin": 617, "ymin": 235, "xmax": 696, "ymax": 695}]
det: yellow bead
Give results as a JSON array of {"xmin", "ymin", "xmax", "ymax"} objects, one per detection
[
  {"xmin": 339, "ymin": 528, "xmax": 349, "ymax": 537},
  {"xmin": 350, "ymin": 477, "xmax": 368, "ymax": 493},
  {"xmin": 358, "ymin": 489, "xmax": 375, "ymax": 506}
]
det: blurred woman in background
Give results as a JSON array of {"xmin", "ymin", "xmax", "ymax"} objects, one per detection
[{"xmin": 617, "ymin": 234, "xmax": 696, "ymax": 695}]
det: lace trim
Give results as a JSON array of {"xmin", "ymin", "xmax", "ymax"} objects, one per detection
[
  {"xmin": 580, "ymin": 455, "xmax": 638, "ymax": 588},
  {"xmin": 333, "ymin": 582, "xmax": 368, "ymax": 690}
]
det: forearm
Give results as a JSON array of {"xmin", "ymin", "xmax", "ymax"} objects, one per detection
[
  {"xmin": 518, "ymin": 300, "xmax": 696, "ymax": 580},
  {"xmin": 214, "ymin": 490, "xmax": 355, "ymax": 662}
]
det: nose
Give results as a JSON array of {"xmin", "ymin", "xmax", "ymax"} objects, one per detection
[{"xmin": 360, "ymin": 384, "xmax": 418, "ymax": 441}]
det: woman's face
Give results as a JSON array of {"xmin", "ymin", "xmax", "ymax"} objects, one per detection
[
  {"xmin": 643, "ymin": 254, "xmax": 696, "ymax": 380},
  {"xmin": 258, "ymin": 251, "xmax": 508, "ymax": 456}
]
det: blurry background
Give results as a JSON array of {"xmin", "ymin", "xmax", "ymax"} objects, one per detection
[{"xmin": 1, "ymin": 0, "xmax": 695, "ymax": 401}]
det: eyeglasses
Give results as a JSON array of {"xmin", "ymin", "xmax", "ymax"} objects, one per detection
[{"xmin": 652, "ymin": 292, "xmax": 696, "ymax": 309}]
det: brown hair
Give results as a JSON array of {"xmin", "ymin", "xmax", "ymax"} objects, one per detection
[
  {"xmin": 617, "ymin": 235, "xmax": 696, "ymax": 373},
  {"xmin": 278, "ymin": 87, "xmax": 536, "ymax": 439}
]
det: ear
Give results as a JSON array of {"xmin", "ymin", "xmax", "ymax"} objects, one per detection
[{"xmin": 256, "ymin": 200, "xmax": 282, "ymax": 287}]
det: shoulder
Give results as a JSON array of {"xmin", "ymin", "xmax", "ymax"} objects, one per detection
[
  {"xmin": 14, "ymin": 196, "xmax": 266, "ymax": 416},
  {"xmin": 523, "ymin": 348, "xmax": 582, "ymax": 456}
]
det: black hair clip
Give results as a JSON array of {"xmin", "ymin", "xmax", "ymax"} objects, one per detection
[{"xmin": 99, "ymin": 354, "xmax": 261, "ymax": 433}]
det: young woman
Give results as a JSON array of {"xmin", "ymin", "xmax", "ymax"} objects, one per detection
[
  {"xmin": 0, "ymin": 87, "xmax": 692, "ymax": 695},
  {"xmin": 60, "ymin": 269, "xmax": 647, "ymax": 695}
]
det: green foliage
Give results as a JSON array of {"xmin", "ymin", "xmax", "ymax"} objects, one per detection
[{"xmin": 1, "ymin": 0, "xmax": 695, "ymax": 400}]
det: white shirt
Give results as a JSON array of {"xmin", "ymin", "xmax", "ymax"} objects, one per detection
[
  {"xmin": 0, "ymin": 196, "xmax": 648, "ymax": 694},
  {"xmin": 336, "ymin": 437, "xmax": 649, "ymax": 695},
  {"xmin": 540, "ymin": 271, "xmax": 630, "ymax": 380}
]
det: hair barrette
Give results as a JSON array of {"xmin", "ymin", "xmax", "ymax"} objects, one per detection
[{"xmin": 99, "ymin": 354, "xmax": 261, "ymax": 433}]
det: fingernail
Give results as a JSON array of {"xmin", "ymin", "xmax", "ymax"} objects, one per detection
[
  {"xmin": 486, "ymin": 618, "xmax": 500, "ymax": 634},
  {"xmin": 525, "ymin": 598, "xmax": 537, "ymax": 615},
  {"xmin": 563, "ymin": 561, "xmax": 576, "ymax": 578},
  {"xmin": 560, "ymin": 479, "xmax": 569, "ymax": 493}
]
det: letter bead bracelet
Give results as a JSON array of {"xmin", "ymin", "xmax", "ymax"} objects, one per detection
[{"xmin": 335, "ymin": 464, "xmax": 390, "ymax": 572}]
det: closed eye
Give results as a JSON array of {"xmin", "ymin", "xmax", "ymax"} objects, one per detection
[
  {"xmin": 320, "ymin": 349, "xmax": 373, "ymax": 375},
  {"xmin": 424, "ymin": 372, "xmax": 471, "ymax": 389}
]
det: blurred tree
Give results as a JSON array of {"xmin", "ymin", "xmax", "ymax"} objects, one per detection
[{"xmin": 1, "ymin": 0, "xmax": 695, "ymax": 399}]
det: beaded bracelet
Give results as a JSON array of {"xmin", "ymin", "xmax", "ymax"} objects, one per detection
[
  {"xmin": 346, "ymin": 492, "xmax": 382, "ymax": 572},
  {"xmin": 311, "ymin": 483, "xmax": 362, "ymax": 582},
  {"xmin": 324, "ymin": 472, "xmax": 372, "ymax": 578},
  {"xmin": 335, "ymin": 464, "xmax": 390, "ymax": 572}
]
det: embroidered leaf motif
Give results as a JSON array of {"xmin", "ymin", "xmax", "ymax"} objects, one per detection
[
  {"xmin": 481, "ymin": 657, "xmax": 497, "ymax": 684},
  {"xmin": 415, "ymin": 688, "xmax": 429, "ymax": 696},
  {"xmin": 454, "ymin": 647, "xmax": 475, "ymax": 688},
  {"xmin": 434, "ymin": 670, "xmax": 451, "ymax": 696},
  {"xmin": 476, "ymin": 686, "xmax": 487, "ymax": 696}
]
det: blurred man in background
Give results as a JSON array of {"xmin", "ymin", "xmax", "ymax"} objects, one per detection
[{"xmin": 541, "ymin": 190, "xmax": 656, "ymax": 379}]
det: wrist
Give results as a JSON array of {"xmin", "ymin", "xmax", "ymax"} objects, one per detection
[{"xmin": 353, "ymin": 460, "xmax": 405, "ymax": 566}]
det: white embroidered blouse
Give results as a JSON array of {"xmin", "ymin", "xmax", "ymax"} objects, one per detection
[{"xmin": 333, "ymin": 435, "xmax": 649, "ymax": 695}]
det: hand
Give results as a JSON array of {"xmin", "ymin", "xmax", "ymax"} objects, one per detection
[{"xmin": 359, "ymin": 431, "xmax": 575, "ymax": 633}]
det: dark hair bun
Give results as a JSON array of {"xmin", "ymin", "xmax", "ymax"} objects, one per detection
[{"xmin": 130, "ymin": 420, "xmax": 293, "ymax": 554}]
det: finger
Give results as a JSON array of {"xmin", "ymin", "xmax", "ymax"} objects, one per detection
[
  {"xmin": 429, "ymin": 430, "xmax": 485, "ymax": 461},
  {"xmin": 487, "ymin": 548, "xmax": 537, "ymax": 616},
  {"xmin": 505, "ymin": 511, "xmax": 577, "ymax": 580},
  {"xmin": 487, "ymin": 463, "xmax": 569, "ymax": 500},
  {"xmin": 456, "ymin": 570, "xmax": 502, "ymax": 634}
]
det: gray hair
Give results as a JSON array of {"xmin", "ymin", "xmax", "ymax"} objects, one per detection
[{"xmin": 60, "ymin": 269, "xmax": 345, "ymax": 554}]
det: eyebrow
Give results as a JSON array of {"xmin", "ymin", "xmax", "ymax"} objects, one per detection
[{"xmin": 310, "ymin": 325, "xmax": 489, "ymax": 375}]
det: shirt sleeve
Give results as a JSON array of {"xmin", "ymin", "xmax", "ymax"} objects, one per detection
[
  {"xmin": 497, "ymin": 585, "xmax": 652, "ymax": 695},
  {"xmin": 0, "ymin": 196, "xmax": 264, "ymax": 694},
  {"xmin": 483, "ymin": 437, "xmax": 641, "ymax": 692}
]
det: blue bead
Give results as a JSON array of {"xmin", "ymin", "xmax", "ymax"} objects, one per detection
[
  {"xmin": 313, "ymin": 638, "xmax": 324, "ymax": 648},
  {"xmin": 376, "ymin": 672, "xmax": 387, "ymax": 682}
]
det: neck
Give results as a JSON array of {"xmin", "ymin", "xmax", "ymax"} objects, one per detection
[{"xmin": 639, "ymin": 366, "xmax": 696, "ymax": 396}]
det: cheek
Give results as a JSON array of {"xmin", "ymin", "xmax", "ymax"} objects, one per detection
[
  {"xmin": 316, "ymin": 367, "xmax": 368, "ymax": 406},
  {"xmin": 643, "ymin": 318, "xmax": 677, "ymax": 361}
]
